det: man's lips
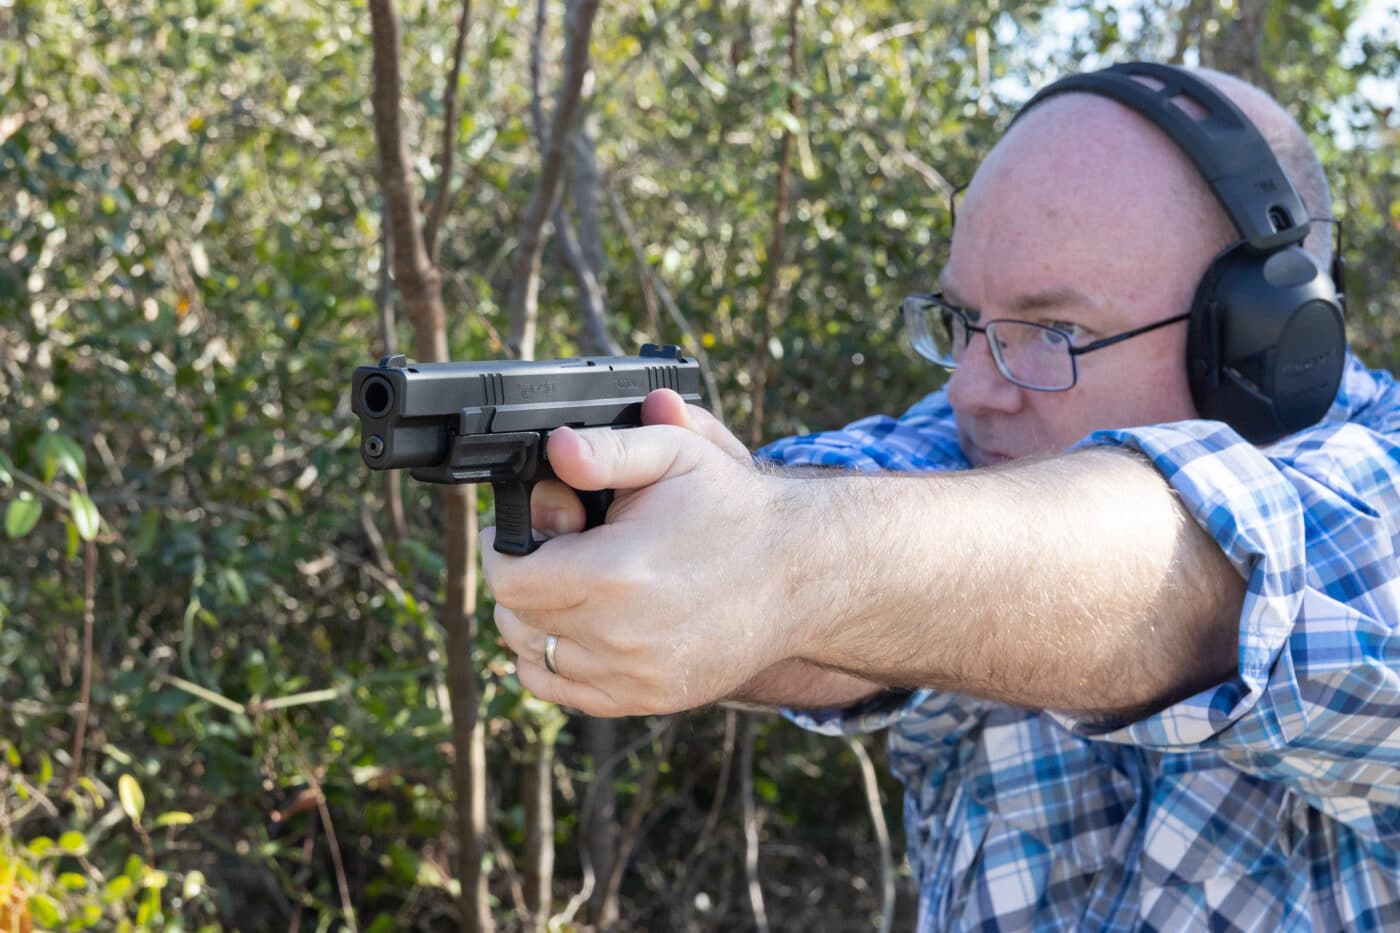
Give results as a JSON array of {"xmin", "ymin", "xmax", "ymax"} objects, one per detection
[{"xmin": 962, "ymin": 436, "xmax": 1013, "ymax": 467}]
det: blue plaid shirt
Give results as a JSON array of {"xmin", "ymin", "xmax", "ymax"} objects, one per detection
[{"xmin": 762, "ymin": 352, "xmax": 1400, "ymax": 931}]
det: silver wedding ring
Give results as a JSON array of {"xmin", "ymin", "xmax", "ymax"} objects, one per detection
[{"xmin": 544, "ymin": 634, "xmax": 560, "ymax": 675}]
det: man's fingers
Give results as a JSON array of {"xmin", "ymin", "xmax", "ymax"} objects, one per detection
[
  {"xmin": 480, "ymin": 527, "xmax": 592, "ymax": 611},
  {"xmin": 496, "ymin": 606, "xmax": 645, "ymax": 716},
  {"xmin": 494, "ymin": 604, "xmax": 601, "ymax": 677},
  {"xmin": 493, "ymin": 604, "xmax": 544, "ymax": 658},
  {"xmin": 516, "ymin": 658, "xmax": 628, "ymax": 717},
  {"xmin": 641, "ymin": 389, "xmax": 750, "ymax": 463},
  {"xmin": 546, "ymin": 423, "xmax": 702, "ymax": 492},
  {"xmin": 530, "ymin": 479, "xmax": 587, "ymax": 537}
]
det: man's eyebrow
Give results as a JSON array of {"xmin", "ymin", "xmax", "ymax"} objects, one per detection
[
  {"xmin": 1006, "ymin": 286, "xmax": 1101, "ymax": 314},
  {"xmin": 936, "ymin": 279, "xmax": 1101, "ymax": 315}
]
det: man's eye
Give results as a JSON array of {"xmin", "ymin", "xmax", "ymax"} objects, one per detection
[{"xmin": 1047, "ymin": 321, "xmax": 1087, "ymax": 343}]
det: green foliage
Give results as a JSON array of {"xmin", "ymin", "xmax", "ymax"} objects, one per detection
[
  {"xmin": 0, "ymin": 751, "xmax": 213, "ymax": 930},
  {"xmin": 0, "ymin": 0, "xmax": 1395, "ymax": 929}
]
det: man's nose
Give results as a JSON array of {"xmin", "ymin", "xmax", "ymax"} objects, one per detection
[{"xmin": 945, "ymin": 331, "xmax": 1023, "ymax": 413}]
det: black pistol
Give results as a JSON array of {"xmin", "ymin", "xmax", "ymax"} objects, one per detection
[{"xmin": 351, "ymin": 344, "xmax": 703, "ymax": 555}]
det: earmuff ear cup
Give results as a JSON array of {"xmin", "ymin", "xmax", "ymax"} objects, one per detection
[{"xmin": 1187, "ymin": 244, "xmax": 1346, "ymax": 443}]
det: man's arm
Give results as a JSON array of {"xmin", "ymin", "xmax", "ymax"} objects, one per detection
[
  {"xmin": 484, "ymin": 401, "xmax": 1244, "ymax": 719},
  {"xmin": 730, "ymin": 659, "xmax": 884, "ymax": 709},
  {"xmin": 768, "ymin": 447, "xmax": 1242, "ymax": 717}
]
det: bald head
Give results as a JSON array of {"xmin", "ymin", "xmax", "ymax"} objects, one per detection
[
  {"xmin": 987, "ymin": 67, "xmax": 1333, "ymax": 268},
  {"xmin": 959, "ymin": 89, "xmax": 1239, "ymax": 327}
]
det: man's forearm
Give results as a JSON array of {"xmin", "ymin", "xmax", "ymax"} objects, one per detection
[
  {"xmin": 731, "ymin": 659, "xmax": 883, "ymax": 709},
  {"xmin": 776, "ymin": 448, "xmax": 1244, "ymax": 718}
]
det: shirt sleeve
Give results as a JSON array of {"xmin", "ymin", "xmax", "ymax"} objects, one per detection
[
  {"xmin": 1052, "ymin": 355, "xmax": 1400, "ymax": 807},
  {"xmin": 756, "ymin": 389, "xmax": 970, "ymax": 475}
]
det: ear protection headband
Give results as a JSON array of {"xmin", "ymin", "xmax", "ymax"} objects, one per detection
[{"xmin": 1013, "ymin": 61, "xmax": 1346, "ymax": 443}]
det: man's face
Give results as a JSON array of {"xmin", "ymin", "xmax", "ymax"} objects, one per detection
[{"xmin": 941, "ymin": 97, "xmax": 1235, "ymax": 466}]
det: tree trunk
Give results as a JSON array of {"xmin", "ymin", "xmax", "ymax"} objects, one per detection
[
  {"xmin": 444, "ymin": 484, "xmax": 492, "ymax": 933},
  {"xmin": 367, "ymin": 3, "xmax": 493, "ymax": 931},
  {"xmin": 522, "ymin": 734, "xmax": 556, "ymax": 933},
  {"xmin": 584, "ymin": 717, "xmax": 619, "ymax": 926}
]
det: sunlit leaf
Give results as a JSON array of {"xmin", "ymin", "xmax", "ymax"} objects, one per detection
[
  {"xmin": 69, "ymin": 490, "xmax": 100, "ymax": 541},
  {"xmin": 182, "ymin": 870, "xmax": 205, "ymax": 900},
  {"xmin": 28, "ymin": 893, "xmax": 62, "ymax": 927},
  {"xmin": 118, "ymin": 774, "xmax": 145, "ymax": 825},
  {"xmin": 57, "ymin": 831, "xmax": 88, "ymax": 855},
  {"xmin": 4, "ymin": 494, "xmax": 40, "ymax": 539}
]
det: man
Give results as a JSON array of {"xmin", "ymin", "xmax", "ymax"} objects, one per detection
[{"xmin": 484, "ymin": 63, "xmax": 1400, "ymax": 929}]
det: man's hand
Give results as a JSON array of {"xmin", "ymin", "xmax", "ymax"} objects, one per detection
[
  {"xmin": 482, "ymin": 390, "xmax": 797, "ymax": 716},
  {"xmin": 525, "ymin": 389, "xmax": 750, "ymax": 538}
]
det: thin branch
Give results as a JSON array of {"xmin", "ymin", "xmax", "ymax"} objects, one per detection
[
  {"xmin": 559, "ymin": 127, "xmax": 620, "ymax": 356},
  {"xmin": 553, "ymin": 199, "xmax": 621, "ymax": 355},
  {"xmin": 748, "ymin": 0, "xmax": 801, "ymax": 448},
  {"xmin": 525, "ymin": 2, "xmax": 618, "ymax": 357},
  {"xmin": 63, "ymin": 534, "xmax": 98, "ymax": 798},
  {"xmin": 607, "ymin": 181, "xmax": 726, "ymax": 424},
  {"xmin": 425, "ymin": 0, "xmax": 474, "ymax": 262},
  {"xmin": 375, "ymin": 195, "xmax": 406, "ymax": 541},
  {"xmin": 305, "ymin": 769, "xmax": 358, "ymax": 933},
  {"xmin": 558, "ymin": 716, "xmax": 674, "ymax": 926},
  {"xmin": 506, "ymin": 0, "xmax": 602, "ymax": 359},
  {"xmin": 846, "ymin": 736, "xmax": 894, "ymax": 933},
  {"xmin": 600, "ymin": 720, "xmax": 678, "ymax": 912},
  {"xmin": 528, "ymin": 0, "xmax": 549, "ymax": 143},
  {"xmin": 377, "ymin": 191, "xmax": 399, "ymax": 360},
  {"xmin": 698, "ymin": 708, "xmax": 737, "ymax": 850},
  {"xmin": 366, "ymin": 8, "xmax": 491, "ymax": 932},
  {"xmin": 854, "ymin": 20, "xmax": 927, "ymax": 53},
  {"xmin": 487, "ymin": 822, "xmax": 530, "ymax": 918},
  {"xmin": 741, "ymin": 716, "xmax": 769, "ymax": 933}
]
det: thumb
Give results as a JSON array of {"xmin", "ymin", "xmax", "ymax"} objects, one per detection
[
  {"xmin": 641, "ymin": 389, "xmax": 750, "ymax": 463},
  {"xmin": 546, "ymin": 424, "xmax": 705, "ymax": 492}
]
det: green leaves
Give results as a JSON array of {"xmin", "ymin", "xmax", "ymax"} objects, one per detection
[
  {"xmin": 35, "ymin": 432, "xmax": 86, "ymax": 484},
  {"xmin": 0, "ymin": 436, "xmax": 100, "ymax": 541},
  {"xmin": 4, "ymin": 493, "xmax": 41, "ymax": 539}
]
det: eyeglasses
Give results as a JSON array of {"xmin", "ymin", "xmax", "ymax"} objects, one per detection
[{"xmin": 902, "ymin": 292, "xmax": 1191, "ymax": 391}]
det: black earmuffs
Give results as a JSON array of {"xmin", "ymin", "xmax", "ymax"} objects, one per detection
[{"xmin": 1013, "ymin": 62, "xmax": 1346, "ymax": 443}]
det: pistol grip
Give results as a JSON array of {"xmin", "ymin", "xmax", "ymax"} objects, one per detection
[
  {"xmin": 491, "ymin": 485, "xmax": 616, "ymax": 556},
  {"xmin": 491, "ymin": 479, "xmax": 540, "ymax": 556}
]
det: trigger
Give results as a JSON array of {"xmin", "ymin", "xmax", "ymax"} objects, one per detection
[{"xmin": 578, "ymin": 489, "xmax": 615, "ymax": 529}]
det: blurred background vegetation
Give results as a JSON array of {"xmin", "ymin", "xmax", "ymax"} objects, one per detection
[{"xmin": 1, "ymin": 0, "xmax": 1397, "ymax": 929}]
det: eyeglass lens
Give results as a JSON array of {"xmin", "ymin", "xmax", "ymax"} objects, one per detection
[{"xmin": 906, "ymin": 299, "xmax": 1076, "ymax": 390}]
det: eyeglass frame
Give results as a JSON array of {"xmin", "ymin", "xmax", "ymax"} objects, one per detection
[{"xmin": 902, "ymin": 291, "xmax": 1192, "ymax": 392}]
